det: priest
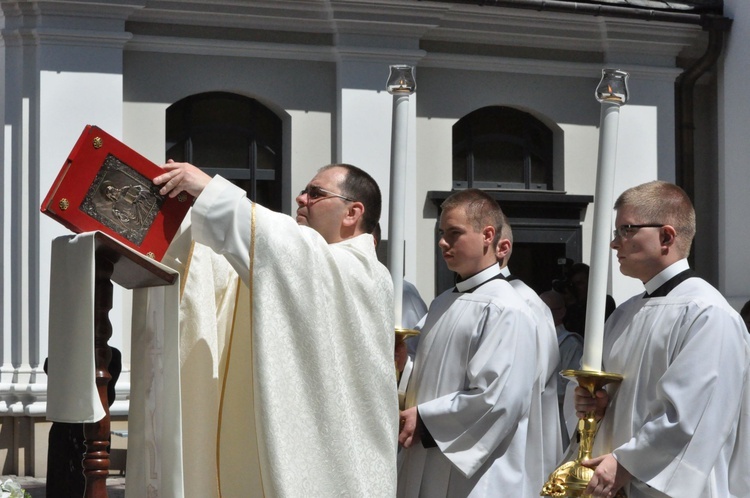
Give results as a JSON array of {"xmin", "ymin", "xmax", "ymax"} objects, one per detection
[
  {"xmin": 154, "ymin": 161, "xmax": 397, "ymax": 497},
  {"xmin": 397, "ymin": 189, "xmax": 547, "ymax": 497},
  {"xmin": 574, "ymin": 181, "xmax": 750, "ymax": 498}
]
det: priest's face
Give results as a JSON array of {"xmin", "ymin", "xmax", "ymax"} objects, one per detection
[
  {"xmin": 438, "ymin": 206, "xmax": 494, "ymax": 279},
  {"xmin": 295, "ymin": 166, "xmax": 352, "ymax": 243},
  {"xmin": 611, "ymin": 204, "xmax": 666, "ymax": 282}
]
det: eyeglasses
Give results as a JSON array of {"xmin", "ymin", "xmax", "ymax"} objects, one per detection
[
  {"xmin": 299, "ymin": 185, "xmax": 356, "ymax": 203},
  {"xmin": 613, "ymin": 224, "xmax": 664, "ymax": 239}
]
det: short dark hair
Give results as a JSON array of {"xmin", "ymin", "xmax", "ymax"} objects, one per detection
[
  {"xmin": 321, "ymin": 163, "xmax": 382, "ymax": 233},
  {"xmin": 614, "ymin": 181, "xmax": 696, "ymax": 257},
  {"xmin": 568, "ymin": 262, "xmax": 590, "ymax": 280},
  {"xmin": 441, "ymin": 189, "xmax": 505, "ymax": 236}
]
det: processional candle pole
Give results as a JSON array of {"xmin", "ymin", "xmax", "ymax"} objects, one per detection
[
  {"xmin": 386, "ymin": 65, "xmax": 416, "ymax": 330},
  {"xmin": 581, "ymin": 68, "xmax": 629, "ymax": 371},
  {"xmin": 541, "ymin": 68, "xmax": 629, "ymax": 498},
  {"xmin": 386, "ymin": 65, "xmax": 419, "ymax": 387}
]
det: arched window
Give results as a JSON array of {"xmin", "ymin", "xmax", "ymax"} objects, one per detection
[
  {"xmin": 453, "ymin": 106, "xmax": 553, "ymax": 190},
  {"xmin": 166, "ymin": 92, "xmax": 283, "ymax": 211}
]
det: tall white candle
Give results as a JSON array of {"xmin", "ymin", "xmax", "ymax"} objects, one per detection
[
  {"xmin": 386, "ymin": 65, "xmax": 415, "ymax": 329},
  {"xmin": 388, "ymin": 93, "xmax": 410, "ymax": 328},
  {"xmin": 581, "ymin": 69, "xmax": 629, "ymax": 371}
]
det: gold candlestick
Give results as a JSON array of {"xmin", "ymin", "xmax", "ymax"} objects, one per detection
[{"xmin": 541, "ymin": 369, "xmax": 625, "ymax": 498}]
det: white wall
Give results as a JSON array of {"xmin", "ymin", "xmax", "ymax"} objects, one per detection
[
  {"xmin": 610, "ymin": 105, "xmax": 659, "ymax": 305},
  {"xmin": 718, "ymin": 0, "xmax": 750, "ymax": 311}
]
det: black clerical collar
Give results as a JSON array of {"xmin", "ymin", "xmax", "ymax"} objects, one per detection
[
  {"xmin": 643, "ymin": 268, "xmax": 695, "ymax": 298},
  {"xmin": 454, "ymin": 263, "xmax": 505, "ymax": 293},
  {"xmin": 644, "ymin": 259, "xmax": 689, "ymax": 294}
]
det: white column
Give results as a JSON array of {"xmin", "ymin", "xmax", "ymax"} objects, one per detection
[{"xmin": 1, "ymin": 3, "xmax": 136, "ymax": 416}]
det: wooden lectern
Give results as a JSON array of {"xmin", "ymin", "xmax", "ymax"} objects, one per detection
[
  {"xmin": 43, "ymin": 127, "xmax": 189, "ymax": 497},
  {"xmin": 46, "ymin": 232, "xmax": 181, "ymax": 498},
  {"xmin": 84, "ymin": 233, "xmax": 176, "ymax": 497}
]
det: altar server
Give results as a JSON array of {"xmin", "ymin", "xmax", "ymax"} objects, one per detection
[
  {"xmin": 496, "ymin": 222, "xmax": 563, "ymax": 483},
  {"xmin": 155, "ymin": 161, "xmax": 397, "ymax": 497},
  {"xmin": 574, "ymin": 181, "xmax": 750, "ymax": 498},
  {"xmin": 397, "ymin": 188, "xmax": 549, "ymax": 497}
]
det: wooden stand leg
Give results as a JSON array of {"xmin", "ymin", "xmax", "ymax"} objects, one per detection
[{"xmin": 83, "ymin": 253, "xmax": 114, "ymax": 498}]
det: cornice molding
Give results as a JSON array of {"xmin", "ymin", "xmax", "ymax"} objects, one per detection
[
  {"xmin": 3, "ymin": 27, "xmax": 133, "ymax": 49},
  {"xmin": 126, "ymin": 34, "xmax": 337, "ymax": 61},
  {"xmin": 420, "ymin": 51, "xmax": 683, "ymax": 79}
]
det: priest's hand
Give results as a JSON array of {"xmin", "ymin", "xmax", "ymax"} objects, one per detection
[
  {"xmin": 574, "ymin": 386, "xmax": 609, "ymax": 421},
  {"xmin": 154, "ymin": 160, "xmax": 211, "ymax": 198},
  {"xmin": 582, "ymin": 453, "xmax": 631, "ymax": 498},
  {"xmin": 398, "ymin": 406, "xmax": 420, "ymax": 448}
]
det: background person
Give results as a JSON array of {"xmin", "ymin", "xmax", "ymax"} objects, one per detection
[
  {"xmin": 496, "ymin": 222, "xmax": 562, "ymax": 485},
  {"xmin": 539, "ymin": 289, "xmax": 583, "ymax": 448},
  {"xmin": 562, "ymin": 262, "xmax": 616, "ymax": 337}
]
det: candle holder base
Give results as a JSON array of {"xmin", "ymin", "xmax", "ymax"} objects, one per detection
[
  {"xmin": 540, "ymin": 369, "xmax": 624, "ymax": 498},
  {"xmin": 395, "ymin": 327, "xmax": 420, "ymax": 342}
]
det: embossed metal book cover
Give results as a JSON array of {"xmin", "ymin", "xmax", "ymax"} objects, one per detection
[{"xmin": 41, "ymin": 125, "xmax": 193, "ymax": 261}]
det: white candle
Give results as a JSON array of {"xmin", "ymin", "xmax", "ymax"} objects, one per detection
[
  {"xmin": 387, "ymin": 92, "xmax": 410, "ymax": 329},
  {"xmin": 386, "ymin": 65, "xmax": 415, "ymax": 329},
  {"xmin": 581, "ymin": 101, "xmax": 621, "ymax": 372},
  {"xmin": 580, "ymin": 68, "xmax": 629, "ymax": 371}
]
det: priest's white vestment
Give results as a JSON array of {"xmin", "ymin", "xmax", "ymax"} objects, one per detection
[
  {"xmin": 159, "ymin": 219, "xmax": 241, "ymax": 498},
  {"xmin": 503, "ymin": 270, "xmax": 562, "ymax": 489},
  {"xmin": 398, "ymin": 264, "xmax": 543, "ymax": 498},
  {"xmin": 594, "ymin": 277, "xmax": 750, "ymax": 498},
  {"xmin": 189, "ymin": 176, "xmax": 398, "ymax": 497}
]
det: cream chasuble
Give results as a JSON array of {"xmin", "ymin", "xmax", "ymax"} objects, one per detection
[
  {"xmin": 159, "ymin": 219, "xmax": 243, "ymax": 498},
  {"xmin": 185, "ymin": 175, "xmax": 398, "ymax": 497}
]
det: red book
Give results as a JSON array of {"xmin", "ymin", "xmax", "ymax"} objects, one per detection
[{"xmin": 41, "ymin": 125, "xmax": 193, "ymax": 261}]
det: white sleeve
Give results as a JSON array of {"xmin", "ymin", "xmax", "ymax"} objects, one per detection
[{"xmin": 190, "ymin": 175, "xmax": 252, "ymax": 283}]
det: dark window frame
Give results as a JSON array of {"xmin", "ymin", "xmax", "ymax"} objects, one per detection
[
  {"xmin": 165, "ymin": 91, "xmax": 283, "ymax": 212},
  {"xmin": 453, "ymin": 106, "xmax": 553, "ymax": 191}
]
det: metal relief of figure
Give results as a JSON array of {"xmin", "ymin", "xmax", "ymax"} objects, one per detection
[{"xmin": 81, "ymin": 154, "xmax": 165, "ymax": 245}]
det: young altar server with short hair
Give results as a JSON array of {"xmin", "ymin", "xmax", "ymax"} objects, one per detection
[
  {"xmin": 398, "ymin": 188, "xmax": 553, "ymax": 497},
  {"xmin": 496, "ymin": 222, "xmax": 563, "ymax": 485},
  {"xmin": 574, "ymin": 180, "xmax": 750, "ymax": 498}
]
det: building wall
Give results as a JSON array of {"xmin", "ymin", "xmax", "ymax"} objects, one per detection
[{"xmin": 719, "ymin": 0, "xmax": 750, "ymax": 310}]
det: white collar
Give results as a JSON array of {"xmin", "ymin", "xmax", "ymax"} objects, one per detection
[
  {"xmin": 499, "ymin": 266, "xmax": 511, "ymax": 278},
  {"xmin": 455, "ymin": 263, "xmax": 502, "ymax": 293},
  {"xmin": 644, "ymin": 259, "xmax": 690, "ymax": 295}
]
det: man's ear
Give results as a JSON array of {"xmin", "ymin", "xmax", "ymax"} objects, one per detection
[
  {"xmin": 661, "ymin": 225, "xmax": 677, "ymax": 247},
  {"xmin": 342, "ymin": 201, "xmax": 365, "ymax": 229},
  {"xmin": 495, "ymin": 238, "xmax": 511, "ymax": 261},
  {"xmin": 482, "ymin": 226, "xmax": 496, "ymax": 248}
]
